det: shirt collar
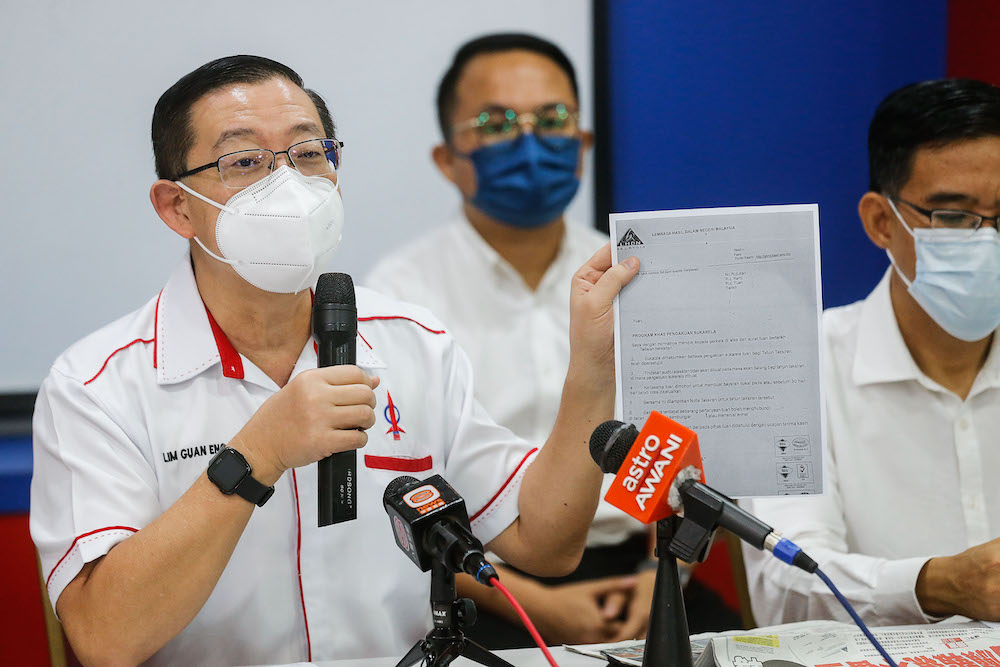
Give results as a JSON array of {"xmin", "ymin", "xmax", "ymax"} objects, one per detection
[
  {"xmin": 852, "ymin": 269, "xmax": 926, "ymax": 386},
  {"xmin": 853, "ymin": 268, "xmax": 1000, "ymax": 393},
  {"xmin": 155, "ymin": 258, "xmax": 244, "ymax": 385},
  {"xmin": 971, "ymin": 322, "xmax": 1000, "ymax": 393},
  {"xmin": 155, "ymin": 257, "xmax": 387, "ymax": 386}
]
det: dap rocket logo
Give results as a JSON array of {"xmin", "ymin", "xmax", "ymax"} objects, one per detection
[
  {"xmin": 384, "ymin": 392, "xmax": 406, "ymax": 440},
  {"xmin": 618, "ymin": 228, "xmax": 643, "ymax": 246}
]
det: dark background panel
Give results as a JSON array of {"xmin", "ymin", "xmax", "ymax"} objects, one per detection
[{"xmin": 596, "ymin": 0, "xmax": 948, "ymax": 308}]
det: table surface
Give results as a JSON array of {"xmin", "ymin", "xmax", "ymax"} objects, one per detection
[{"xmin": 249, "ymin": 646, "xmax": 604, "ymax": 667}]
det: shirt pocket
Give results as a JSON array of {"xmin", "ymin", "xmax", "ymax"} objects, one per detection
[{"xmin": 362, "ymin": 452, "xmax": 434, "ymax": 473}]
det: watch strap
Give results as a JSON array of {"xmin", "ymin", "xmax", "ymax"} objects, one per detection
[{"xmin": 234, "ymin": 471, "xmax": 275, "ymax": 507}]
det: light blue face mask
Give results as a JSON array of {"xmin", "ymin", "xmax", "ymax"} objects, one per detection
[{"xmin": 887, "ymin": 198, "xmax": 1000, "ymax": 341}]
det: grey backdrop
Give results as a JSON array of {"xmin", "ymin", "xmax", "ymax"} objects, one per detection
[{"xmin": 0, "ymin": 0, "xmax": 594, "ymax": 392}]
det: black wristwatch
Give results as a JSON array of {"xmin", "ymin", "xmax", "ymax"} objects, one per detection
[{"xmin": 207, "ymin": 446, "xmax": 275, "ymax": 507}]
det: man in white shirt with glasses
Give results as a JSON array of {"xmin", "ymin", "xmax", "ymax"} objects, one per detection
[
  {"xmin": 30, "ymin": 54, "xmax": 640, "ymax": 665},
  {"xmin": 744, "ymin": 78, "xmax": 1000, "ymax": 626}
]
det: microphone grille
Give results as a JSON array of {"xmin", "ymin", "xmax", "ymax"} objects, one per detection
[
  {"xmin": 589, "ymin": 420, "xmax": 639, "ymax": 473},
  {"xmin": 383, "ymin": 475, "xmax": 420, "ymax": 507},
  {"xmin": 316, "ymin": 272, "xmax": 355, "ymax": 306}
]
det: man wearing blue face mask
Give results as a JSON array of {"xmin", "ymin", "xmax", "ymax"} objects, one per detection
[
  {"xmin": 744, "ymin": 78, "xmax": 1000, "ymax": 626},
  {"xmin": 367, "ymin": 34, "xmax": 661, "ymax": 646}
]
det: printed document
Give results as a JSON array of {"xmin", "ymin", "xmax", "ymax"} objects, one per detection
[{"xmin": 610, "ymin": 205, "xmax": 824, "ymax": 497}]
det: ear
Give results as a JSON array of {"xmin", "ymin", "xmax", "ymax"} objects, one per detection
[
  {"xmin": 858, "ymin": 191, "xmax": 896, "ymax": 250},
  {"xmin": 150, "ymin": 180, "xmax": 196, "ymax": 239},
  {"xmin": 431, "ymin": 143, "xmax": 458, "ymax": 185},
  {"xmin": 577, "ymin": 130, "xmax": 594, "ymax": 177}
]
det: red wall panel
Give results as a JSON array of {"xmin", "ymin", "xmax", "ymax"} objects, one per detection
[
  {"xmin": 948, "ymin": 0, "xmax": 1000, "ymax": 83},
  {"xmin": 0, "ymin": 514, "xmax": 51, "ymax": 665}
]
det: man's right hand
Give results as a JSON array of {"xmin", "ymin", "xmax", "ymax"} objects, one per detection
[
  {"xmin": 231, "ymin": 366, "xmax": 379, "ymax": 485},
  {"xmin": 916, "ymin": 537, "xmax": 1000, "ymax": 620}
]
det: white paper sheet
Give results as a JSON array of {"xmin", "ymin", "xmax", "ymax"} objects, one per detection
[{"xmin": 610, "ymin": 205, "xmax": 825, "ymax": 497}]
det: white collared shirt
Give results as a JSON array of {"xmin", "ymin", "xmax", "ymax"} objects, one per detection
[
  {"xmin": 743, "ymin": 270, "xmax": 1000, "ymax": 626},
  {"xmin": 366, "ymin": 219, "xmax": 645, "ymax": 547},
  {"xmin": 30, "ymin": 257, "xmax": 537, "ymax": 665}
]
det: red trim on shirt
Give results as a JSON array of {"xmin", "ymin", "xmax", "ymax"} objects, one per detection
[
  {"xmin": 45, "ymin": 525, "xmax": 138, "ymax": 589},
  {"xmin": 153, "ymin": 290, "xmax": 162, "ymax": 369},
  {"xmin": 291, "ymin": 470, "xmax": 312, "ymax": 661},
  {"xmin": 202, "ymin": 304, "xmax": 244, "ymax": 379},
  {"xmin": 358, "ymin": 316, "xmax": 446, "ymax": 335},
  {"xmin": 84, "ymin": 339, "xmax": 154, "ymax": 386},
  {"xmin": 357, "ymin": 330, "xmax": 373, "ymax": 350},
  {"xmin": 470, "ymin": 448, "xmax": 538, "ymax": 522},
  {"xmin": 364, "ymin": 455, "xmax": 432, "ymax": 473}
]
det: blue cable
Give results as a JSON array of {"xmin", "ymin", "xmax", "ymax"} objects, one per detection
[
  {"xmin": 768, "ymin": 537, "xmax": 898, "ymax": 667},
  {"xmin": 815, "ymin": 567, "xmax": 899, "ymax": 667}
]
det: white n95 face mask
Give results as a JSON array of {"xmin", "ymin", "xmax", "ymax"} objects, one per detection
[
  {"xmin": 887, "ymin": 198, "xmax": 1000, "ymax": 342},
  {"xmin": 176, "ymin": 166, "xmax": 345, "ymax": 294}
]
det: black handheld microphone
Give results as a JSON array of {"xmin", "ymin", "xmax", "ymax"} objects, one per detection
[
  {"xmin": 383, "ymin": 475, "xmax": 497, "ymax": 585},
  {"xmin": 314, "ymin": 273, "xmax": 358, "ymax": 526}
]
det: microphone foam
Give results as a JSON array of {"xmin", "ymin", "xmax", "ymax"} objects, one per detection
[
  {"xmin": 589, "ymin": 420, "xmax": 639, "ymax": 473},
  {"xmin": 383, "ymin": 475, "xmax": 419, "ymax": 508},
  {"xmin": 316, "ymin": 272, "xmax": 355, "ymax": 306}
]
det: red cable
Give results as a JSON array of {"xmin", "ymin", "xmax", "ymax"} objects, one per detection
[{"xmin": 489, "ymin": 576, "xmax": 561, "ymax": 667}]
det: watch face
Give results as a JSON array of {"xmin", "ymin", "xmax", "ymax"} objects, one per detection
[{"xmin": 208, "ymin": 449, "xmax": 251, "ymax": 493}]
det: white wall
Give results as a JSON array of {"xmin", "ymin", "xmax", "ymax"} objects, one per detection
[{"xmin": 0, "ymin": 1, "xmax": 593, "ymax": 393}]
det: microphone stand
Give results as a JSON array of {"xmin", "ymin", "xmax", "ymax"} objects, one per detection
[
  {"xmin": 395, "ymin": 562, "xmax": 514, "ymax": 667},
  {"xmin": 644, "ymin": 517, "xmax": 693, "ymax": 667},
  {"xmin": 644, "ymin": 514, "xmax": 715, "ymax": 667}
]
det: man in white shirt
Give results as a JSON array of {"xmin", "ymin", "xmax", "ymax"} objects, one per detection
[
  {"xmin": 744, "ymin": 78, "xmax": 1000, "ymax": 626},
  {"xmin": 367, "ymin": 34, "xmax": 654, "ymax": 646},
  {"xmin": 29, "ymin": 55, "xmax": 640, "ymax": 665}
]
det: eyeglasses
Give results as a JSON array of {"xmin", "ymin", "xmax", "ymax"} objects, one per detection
[
  {"xmin": 451, "ymin": 103, "xmax": 580, "ymax": 149},
  {"xmin": 896, "ymin": 198, "xmax": 1000, "ymax": 235},
  {"xmin": 177, "ymin": 138, "xmax": 344, "ymax": 189}
]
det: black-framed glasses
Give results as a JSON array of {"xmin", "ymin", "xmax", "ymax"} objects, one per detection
[
  {"xmin": 176, "ymin": 138, "xmax": 344, "ymax": 189},
  {"xmin": 896, "ymin": 198, "xmax": 1000, "ymax": 235},
  {"xmin": 451, "ymin": 103, "xmax": 580, "ymax": 149}
]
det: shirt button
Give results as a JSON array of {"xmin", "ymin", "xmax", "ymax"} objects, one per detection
[{"xmin": 959, "ymin": 418, "xmax": 970, "ymax": 430}]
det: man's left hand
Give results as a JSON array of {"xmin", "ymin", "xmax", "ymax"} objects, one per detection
[{"xmin": 568, "ymin": 243, "xmax": 640, "ymax": 386}]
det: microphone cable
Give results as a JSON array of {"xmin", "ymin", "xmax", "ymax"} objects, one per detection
[
  {"xmin": 768, "ymin": 538, "xmax": 899, "ymax": 667},
  {"xmin": 488, "ymin": 576, "xmax": 561, "ymax": 667}
]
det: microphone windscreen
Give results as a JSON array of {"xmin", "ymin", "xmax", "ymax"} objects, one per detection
[
  {"xmin": 316, "ymin": 272, "xmax": 355, "ymax": 306},
  {"xmin": 383, "ymin": 475, "xmax": 419, "ymax": 508},
  {"xmin": 589, "ymin": 421, "xmax": 639, "ymax": 474}
]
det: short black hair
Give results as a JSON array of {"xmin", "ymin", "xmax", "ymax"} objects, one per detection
[
  {"xmin": 868, "ymin": 78, "xmax": 1000, "ymax": 195},
  {"xmin": 436, "ymin": 32, "xmax": 579, "ymax": 142},
  {"xmin": 152, "ymin": 55, "xmax": 336, "ymax": 180}
]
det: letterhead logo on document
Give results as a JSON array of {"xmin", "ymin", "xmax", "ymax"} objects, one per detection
[{"xmin": 618, "ymin": 228, "xmax": 643, "ymax": 246}]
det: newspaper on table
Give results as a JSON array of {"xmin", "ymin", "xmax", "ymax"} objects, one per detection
[
  {"xmin": 697, "ymin": 622, "xmax": 1000, "ymax": 667},
  {"xmin": 610, "ymin": 204, "xmax": 825, "ymax": 497},
  {"xmin": 565, "ymin": 622, "xmax": 1000, "ymax": 667},
  {"xmin": 564, "ymin": 621, "xmax": 843, "ymax": 666}
]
